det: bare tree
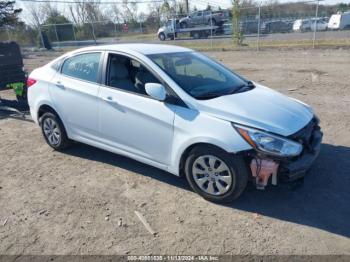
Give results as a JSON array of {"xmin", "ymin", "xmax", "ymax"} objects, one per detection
[
  {"xmin": 67, "ymin": 0, "xmax": 104, "ymax": 25},
  {"xmin": 148, "ymin": 1, "xmax": 163, "ymax": 26},
  {"xmin": 122, "ymin": 0, "xmax": 138, "ymax": 23},
  {"xmin": 26, "ymin": 3, "xmax": 46, "ymax": 27}
]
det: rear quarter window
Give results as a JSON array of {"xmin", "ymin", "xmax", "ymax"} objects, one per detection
[
  {"xmin": 51, "ymin": 58, "xmax": 64, "ymax": 71},
  {"xmin": 61, "ymin": 52, "xmax": 101, "ymax": 83}
]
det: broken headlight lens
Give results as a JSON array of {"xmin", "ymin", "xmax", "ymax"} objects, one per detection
[{"xmin": 234, "ymin": 125, "xmax": 303, "ymax": 157}]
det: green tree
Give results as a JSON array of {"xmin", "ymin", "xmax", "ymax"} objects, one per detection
[
  {"xmin": 232, "ymin": 0, "xmax": 243, "ymax": 45},
  {"xmin": 44, "ymin": 10, "xmax": 70, "ymax": 25},
  {"xmin": 337, "ymin": 3, "xmax": 350, "ymax": 12},
  {"xmin": 0, "ymin": 0, "xmax": 22, "ymax": 26}
]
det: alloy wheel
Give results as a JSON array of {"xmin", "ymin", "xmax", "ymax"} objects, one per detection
[
  {"xmin": 43, "ymin": 117, "xmax": 61, "ymax": 146},
  {"xmin": 192, "ymin": 155, "xmax": 233, "ymax": 196}
]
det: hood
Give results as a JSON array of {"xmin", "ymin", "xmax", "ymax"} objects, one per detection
[{"xmin": 196, "ymin": 84, "xmax": 314, "ymax": 137}]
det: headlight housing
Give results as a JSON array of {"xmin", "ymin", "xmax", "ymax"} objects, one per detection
[{"xmin": 234, "ymin": 124, "xmax": 303, "ymax": 157}]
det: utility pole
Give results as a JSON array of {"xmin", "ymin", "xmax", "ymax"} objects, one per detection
[
  {"xmin": 257, "ymin": 3, "xmax": 261, "ymax": 51},
  {"xmin": 312, "ymin": 0, "xmax": 320, "ymax": 48}
]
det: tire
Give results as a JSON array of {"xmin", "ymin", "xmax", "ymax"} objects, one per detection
[
  {"xmin": 185, "ymin": 145, "xmax": 248, "ymax": 203},
  {"xmin": 180, "ymin": 22, "xmax": 188, "ymax": 29},
  {"xmin": 158, "ymin": 32, "xmax": 166, "ymax": 41},
  {"xmin": 208, "ymin": 19, "xmax": 216, "ymax": 26},
  {"xmin": 40, "ymin": 112, "xmax": 71, "ymax": 150},
  {"xmin": 192, "ymin": 32, "xmax": 200, "ymax": 39}
]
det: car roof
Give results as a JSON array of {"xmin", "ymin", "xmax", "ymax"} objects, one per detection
[{"xmin": 72, "ymin": 44, "xmax": 192, "ymax": 55}]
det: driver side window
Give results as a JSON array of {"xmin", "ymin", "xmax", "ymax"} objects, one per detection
[{"xmin": 106, "ymin": 54, "xmax": 160, "ymax": 96}]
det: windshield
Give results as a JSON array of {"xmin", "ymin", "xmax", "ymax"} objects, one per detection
[{"xmin": 147, "ymin": 52, "xmax": 251, "ymax": 99}]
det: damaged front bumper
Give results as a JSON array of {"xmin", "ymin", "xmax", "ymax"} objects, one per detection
[
  {"xmin": 248, "ymin": 117, "xmax": 323, "ymax": 188},
  {"xmin": 279, "ymin": 124, "xmax": 323, "ymax": 182}
]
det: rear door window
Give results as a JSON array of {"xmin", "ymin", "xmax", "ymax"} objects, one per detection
[{"xmin": 61, "ymin": 52, "xmax": 101, "ymax": 83}]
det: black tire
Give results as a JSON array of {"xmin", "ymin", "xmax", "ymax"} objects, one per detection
[
  {"xmin": 192, "ymin": 32, "xmax": 200, "ymax": 39},
  {"xmin": 185, "ymin": 145, "xmax": 248, "ymax": 203},
  {"xmin": 180, "ymin": 22, "xmax": 188, "ymax": 29},
  {"xmin": 158, "ymin": 32, "xmax": 166, "ymax": 41},
  {"xmin": 209, "ymin": 18, "xmax": 216, "ymax": 26},
  {"xmin": 40, "ymin": 112, "xmax": 72, "ymax": 150}
]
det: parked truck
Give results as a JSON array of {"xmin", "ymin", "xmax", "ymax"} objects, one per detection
[
  {"xmin": 179, "ymin": 10, "xmax": 229, "ymax": 28},
  {"xmin": 157, "ymin": 19, "xmax": 219, "ymax": 41}
]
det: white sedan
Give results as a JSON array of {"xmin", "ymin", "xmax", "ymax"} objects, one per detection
[
  {"xmin": 28, "ymin": 44, "xmax": 322, "ymax": 202},
  {"xmin": 310, "ymin": 19, "xmax": 328, "ymax": 31}
]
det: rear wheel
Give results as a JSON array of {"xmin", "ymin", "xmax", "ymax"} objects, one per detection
[
  {"xmin": 209, "ymin": 18, "xmax": 217, "ymax": 26},
  {"xmin": 40, "ymin": 112, "xmax": 71, "ymax": 150},
  {"xmin": 185, "ymin": 145, "xmax": 248, "ymax": 203},
  {"xmin": 192, "ymin": 32, "xmax": 200, "ymax": 39}
]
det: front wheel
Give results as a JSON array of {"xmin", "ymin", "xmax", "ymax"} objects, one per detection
[
  {"xmin": 158, "ymin": 32, "xmax": 166, "ymax": 41},
  {"xmin": 185, "ymin": 145, "xmax": 248, "ymax": 203}
]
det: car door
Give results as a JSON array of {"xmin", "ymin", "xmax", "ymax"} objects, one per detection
[
  {"xmin": 50, "ymin": 52, "xmax": 102, "ymax": 141},
  {"xmin": 193, "ymin": 11, "xmax": 203, "ymax": 25},
  {"xmin": 204, "ymin": 10, "xmax": 211, "ymax": 24},
  {"xmin": 98, "ymin": 52, "xmax": 176, "ymax": 166}
]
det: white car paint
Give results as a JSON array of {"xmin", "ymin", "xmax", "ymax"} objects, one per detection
[
  {"xmin": 310, "ymin": 20, "xmax": 328, "ymax": 31},
  {"xmin": 328, "ymin": 12, "xmax": 350, "ymax": 30},
  {"xmin": 28, "ymin": 44, "xmax": 314, "ymax": 176}
]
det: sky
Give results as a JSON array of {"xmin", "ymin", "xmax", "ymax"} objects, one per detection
[{"xmin": 15, "ymin": 0, "xmax": 350, "ymax": 25}]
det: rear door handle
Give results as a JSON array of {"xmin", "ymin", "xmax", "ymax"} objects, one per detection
[
  {"xmin": 102, "ymin": 96, "xmax": 116, "ymax": 103},
  {"xmin": 55, "ymin": 81, "xmax": 65, "ymax": 89}
]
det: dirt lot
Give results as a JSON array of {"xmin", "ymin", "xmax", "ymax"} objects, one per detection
[{"xmin": 0, "ymin": 48, "xmax": 350, "ymax": 255}]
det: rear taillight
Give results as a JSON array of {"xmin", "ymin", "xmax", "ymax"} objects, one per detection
[{"xmin": 27, "ymin": 78, "xmax": 37, "ymax": 88}]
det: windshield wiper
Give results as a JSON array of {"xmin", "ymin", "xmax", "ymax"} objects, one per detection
[
  {"xmin": 194, "ymin": 92, "xmax": 223, "ymax": 99},
  {"xmin": 194, "ymin": 81, "xmax": 255, "ymax": 99},
  {"xmin": 229, "ymin": 81, "xmax": 255, "ymax": 94}
]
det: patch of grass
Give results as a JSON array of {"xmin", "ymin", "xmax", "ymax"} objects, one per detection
[
  {"xmin": 163, "ymin": 38, "xmax": 350, "ymax": 51},
  {"xmin": 117, "ymin": 33, "xmax": 155, "ymax": 41}
]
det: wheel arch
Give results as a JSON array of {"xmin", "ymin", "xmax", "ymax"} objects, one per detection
[
  {"xmin": 209, "ymin": 18, "xmax": 216, "ymax": 24},
  {"xmin": 178, "ymin": 142, "xmax": 236, "ymax": 177},
  {"xmin": 37, "ymin": 104, "xmax": 64, "ymax": 128}
]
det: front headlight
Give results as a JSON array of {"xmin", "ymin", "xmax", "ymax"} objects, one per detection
[{"xmin": 234, "ymin": 124, "xmax": 303, "ymax": 157}]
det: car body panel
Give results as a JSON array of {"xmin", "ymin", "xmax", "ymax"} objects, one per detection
[
  {"xmin": 98, "ymin": 84, "xmax": 176, "ymax": 165},
  {"xmin": 50, "ymin": 74, "xmax": 101, "ymax": 141},
  {"xmin": 196, "ymin": 84, "xmax": 313, "ymax": 137}
]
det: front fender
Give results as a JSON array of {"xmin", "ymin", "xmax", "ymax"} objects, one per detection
[{"xmin": 167, "ymin": 108, "xmax": 252, "ymax": 175}]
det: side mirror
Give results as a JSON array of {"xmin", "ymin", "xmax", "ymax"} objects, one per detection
[{"xmin": 145, "ymin": 83, "xmax": 167, "ymax": 101}]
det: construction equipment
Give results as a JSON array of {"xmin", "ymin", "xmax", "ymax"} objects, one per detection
[{"xmin": 0, "ymin": 41, "xmax": 28, "ymax": 110}]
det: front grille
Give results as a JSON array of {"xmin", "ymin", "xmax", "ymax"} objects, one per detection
[{"xmin": 289, "ymin": 117, "xmax": 319, "ymax": 151}]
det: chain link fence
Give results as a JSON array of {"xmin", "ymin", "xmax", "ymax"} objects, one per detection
[{"xmin": 1, "ymin": 0, "xmax": 350, "ymax": 50}]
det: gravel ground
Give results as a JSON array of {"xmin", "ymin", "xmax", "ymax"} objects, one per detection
[{"xmin": 0, "ymin": 48, "xmax": 349, "ymax": 255}]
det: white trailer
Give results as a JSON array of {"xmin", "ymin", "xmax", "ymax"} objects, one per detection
[{"xmin": 328, "ymin": 12, "xmax": 350, "ymax": 30}]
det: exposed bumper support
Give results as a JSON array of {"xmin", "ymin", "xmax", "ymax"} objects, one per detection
[{"xmin": 279, "ymin": 128, "xmax": 323, "ymax": 182}]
